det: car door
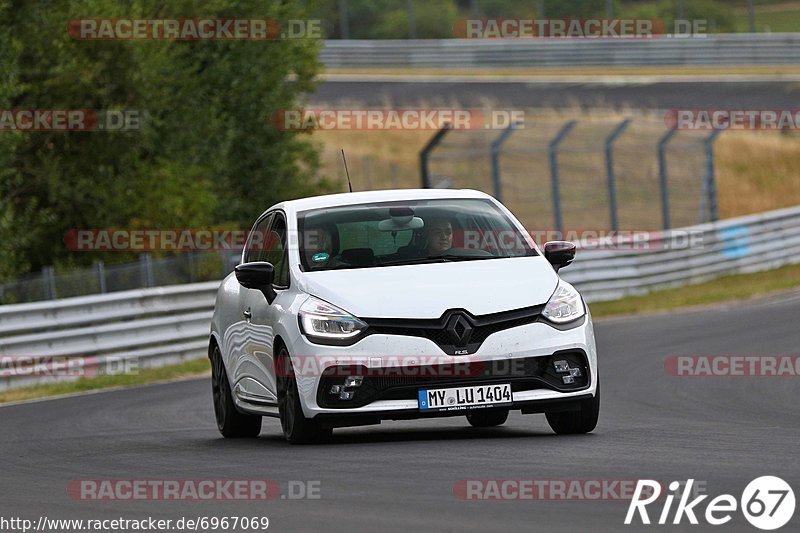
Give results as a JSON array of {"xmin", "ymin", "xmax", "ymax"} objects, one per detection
[
  {"xmin": 227, "ymin": 212, "xmax": 274, "ymax": 402},
  {"xmin": 240, "ymin": 211, "xmax": 290, "ymax": 403}
]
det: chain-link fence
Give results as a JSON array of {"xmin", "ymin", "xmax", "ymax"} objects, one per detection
[
  {"xmin": 0, "ymin": 116, "xmax": 723, "ymax": 305},
  {"xmin": 319, "ymin": 151, "xmax": 419, "ymax": 192},
  {"xmin": 421, "ymin": 116, "xmax": 720, "ymax": 233},
  {"xmin": 0, "ymin": 252, "xmax": 238, "ymax": 305}
]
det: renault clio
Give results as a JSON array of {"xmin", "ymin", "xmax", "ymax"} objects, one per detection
[{"xmin": 209, "ymin": 189, "xmax": 599, "ymax": 443}]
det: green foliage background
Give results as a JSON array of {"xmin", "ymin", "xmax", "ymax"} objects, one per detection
[
  {"xmin": 315, "ymin": 0, "xmax": 740, "ymax": 38},
  {"xmin": 0, "ymin": 0, "xmax": 332, "ymax": 279}
]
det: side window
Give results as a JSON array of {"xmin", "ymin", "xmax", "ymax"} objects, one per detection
[
  {"xmin": 264, "ymin": 213, "xmax": 289, "ymax": 288},
  {"xmin": 244, "ymin": 213, "xmax": 273, "ymax": 263}
]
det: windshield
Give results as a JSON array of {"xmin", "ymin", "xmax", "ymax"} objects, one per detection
[{"xmin": 297, "ymin": 198, "xmax": 536, "ymax": 271}]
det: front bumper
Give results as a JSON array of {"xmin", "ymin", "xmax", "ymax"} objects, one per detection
[
  {"xmin": 287, "ymin": 316, "xmax": 598, "ymax": 422},
  {"xmin": 314, "ymin": 394, "xmax": 595, "ymax": 428}
]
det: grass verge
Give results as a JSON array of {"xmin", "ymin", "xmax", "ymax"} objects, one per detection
[
  {"xmin": 589, "ymin": 262, "xmax": 800, "ymax": 318},
  {"xmin": 0, "ymin": 357, "xmax": 210, "ymax": 405}
]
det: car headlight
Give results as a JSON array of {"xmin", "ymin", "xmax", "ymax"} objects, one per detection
[
  {"xmin": 299, "ymin": 296, "xmax": 368, "ymax": 344},
  {"xmin": 541, "ymin": 281, "xmax": 585, "ymax": 324}
]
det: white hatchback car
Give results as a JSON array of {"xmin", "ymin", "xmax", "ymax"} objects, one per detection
[{"xmin": 210, "ymin": 189, "xmax": 599, "ymax": 443}]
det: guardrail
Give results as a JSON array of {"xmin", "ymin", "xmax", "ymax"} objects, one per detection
[
  {"xmin": 562, "ymin": 204, "xmax": 800, "ymax": 302},
  {"xmin": 2, "ymin": 204, "xmax": 800, "ymax": 391},
  {"xmin": 0, "ymin": 282, "xmax": 219, "ymax": 391},
  {"xmin": 320, "ymin": 34, "xmax": 800, "ymax": 68}
]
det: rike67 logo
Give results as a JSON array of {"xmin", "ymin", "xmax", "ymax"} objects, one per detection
[{"xmin": 625, "ymin": 477, "xmax": 795, "ymax": 530}]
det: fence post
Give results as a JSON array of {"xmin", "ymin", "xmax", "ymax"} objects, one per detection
[
  {"xmin": 95, "ymin": 261, "xmax": 106, "ymax": 293},
  {"xmin": 406, "ymin": 0, "xmax": 417, "ymax": 39},
  {"xmin": 362, "ymin": 156, "xmax": 372, "ymax": 190},
  {"xmin": 604, "ymin": 119, "xmax": 631, "ymax": 232},
  {"xmin": 139, "ymin": 254, "xmax": 153, "ymax": 288},
  {"xmin": 43, "ymin": 266, "xmax": 56, "ymax": 300},
  {"xmin": 419, "ymin": 124, "xmax": 451, "ymax": 188},
  {"xmin": 704, "ymin": 129, "xmax": 723, "ymax": 223},
  {"xmin": 548, "ymin": 120, "xmax": 578, "ymax": 234},
  {"xmin": 490, "ymin": 122, "xmax": 519, "ymax": 202},
  {"xmin": 338, "ymin": 0, "xmax": 350, "ymax": 39},
  {"xmin": 658, "ymin": 127, "xmax": 678, "ymax": 230},
  {"xmin": 220, "ymin": 251, "xmax": 228, "ymax": 279}
]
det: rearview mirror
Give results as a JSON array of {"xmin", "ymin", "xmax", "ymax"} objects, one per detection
[
  {"xmin": 544, "ymin": 241, "xmax": 576, "ymax": 271},
  {"xmin": 235, "ymin": 261, "xmax": 276, "ymax": 302},
  {"xmin": 378, "ymin": 207, "xmax": 424, "ymax": 231}
]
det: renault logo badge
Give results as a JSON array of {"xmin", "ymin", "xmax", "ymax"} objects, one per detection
[{"xmin": 445, "ymin": 314, "xmax": 473, "ymax": 347}]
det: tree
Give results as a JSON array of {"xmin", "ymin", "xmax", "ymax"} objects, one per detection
[{"xmin": 0, "ymin": 0, "xmax": 332, "ymax": 279}]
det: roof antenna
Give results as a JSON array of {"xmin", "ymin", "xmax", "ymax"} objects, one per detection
[{"xmin": 341, "ymin": 149, "xmax": 353, "ymax": 193}]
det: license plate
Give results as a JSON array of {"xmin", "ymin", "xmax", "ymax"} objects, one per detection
[{"xmin": 418, "ymin": 383, "xmax": 512, "ymax": 411}]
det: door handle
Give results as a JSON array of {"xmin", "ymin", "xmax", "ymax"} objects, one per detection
[{"xmin": 243, "ymin": 308, "xmax": 252, "ymax": 321}]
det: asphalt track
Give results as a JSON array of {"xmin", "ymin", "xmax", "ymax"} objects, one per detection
[
  {"xmin": 311, "ymin": 79, "xmax": 800, "ymax": 109},
  {"xmin": 2, "ymin": 291, "xmax": 800, "ymax": 532}
]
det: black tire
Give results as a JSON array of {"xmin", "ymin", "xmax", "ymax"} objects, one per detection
[
  {"xmin": 276, "ymin": 348, "xmax": 332, "ymax": 445},
  {"xmin": 545, "ymin": 379, "xmax": 600, "ymax": 435},
  {"xmin": 210, "ymin": 344, "xmax": 262, "ymax": 438},
  {"xmin": 466, "ymin": 409, "xmax": 509, "ymax": 427}
]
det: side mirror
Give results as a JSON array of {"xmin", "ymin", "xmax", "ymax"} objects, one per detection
[
  {"xmin": 544, "ymin": 241, "xmax": 576, "ymax": 271},
  {"xmin": 235, "ymin": 261, "xmax": 276, "ymax": 302}
]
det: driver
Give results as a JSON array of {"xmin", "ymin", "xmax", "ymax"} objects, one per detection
[{"xmin": 423, "ymin": 217, "xmax": 453, "ymax": 256}]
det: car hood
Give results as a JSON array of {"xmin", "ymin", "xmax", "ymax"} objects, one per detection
[{"xmin": 297, "ymin": 256, "xmax": 559, "ymax": 319}]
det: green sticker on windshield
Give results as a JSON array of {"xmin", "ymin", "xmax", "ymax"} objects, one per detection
[{"xmin": 312, "ymin": 252, "xmax": 330, "ymax": 263}]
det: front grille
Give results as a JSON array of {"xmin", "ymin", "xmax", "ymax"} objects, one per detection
[
  {"xmin": 317, "ymin": 350, "xmax": 590, "ymax": 408},
  {"xmin": 363, "ymin": 305, "xmax": 545, "ymax": 355}
]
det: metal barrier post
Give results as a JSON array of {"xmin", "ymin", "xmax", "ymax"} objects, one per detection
[
  {"xmin": 187, "ymin": 252, "xmax": 195, "ymax": 282},
  {"xmin": 704, "ymin": 129, "xmax": 723, "ymax": 223},
  {"xmin": 95, "ymin": 261, "xmax": 106, "ymax": 293},
  {"xmin": 604, "ymin": 119, "xmax": 631, "ymax": 232},
  {"xmin": 140, "ymin": 254, "xmax": 154, "ymax": 288},
  {"xmin": 548, "ymin": 120, "xmax": 578, "ymax": 234},
  {"xmin": 658, "ymin": 127, "xmax": 678, "ymax": 230},
  {"xmin": 419, "ymin": 124, "xmax": 451, "ymax": 188},
  {"xmin": 490, "ymin": 123, "xmax": 520, "ymax": 202},
  {"xmin": 43, "ymin": 266, "xmax": 56, "ymax": 300}
]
